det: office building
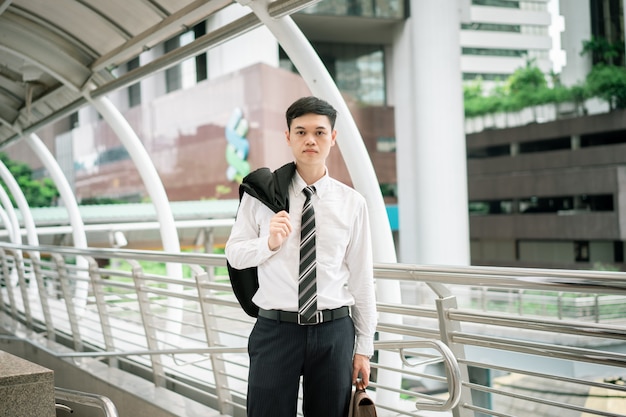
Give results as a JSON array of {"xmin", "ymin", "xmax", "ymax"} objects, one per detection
[{"xmin": 6, "ymin": 0, "xmax": 624, "ymax": 270}]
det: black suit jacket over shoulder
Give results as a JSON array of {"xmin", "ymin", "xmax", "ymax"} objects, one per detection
[{"xmin": 227, "ymin": 162, "xmax": 297, "ymax": 317}]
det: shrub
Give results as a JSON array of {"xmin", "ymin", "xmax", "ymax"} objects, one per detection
[{"xmin": 585, "ymin": 64, "xmax": 626, "ymax": 109}]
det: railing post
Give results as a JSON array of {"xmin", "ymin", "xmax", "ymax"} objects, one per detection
[
  {"xmin": 129, "ymin": 260, "xmax": 166, "ymax": 387},
  {"xmin": 193, "ymin": 265, "xmax": 233, "ymax": 416},
  {"xmin": 0, "ymin": 248, "xmax": 8, "ymax": 314},
  {"xmin": 436, "ymin": 295, "xmax": 475, "ymax": 417},
  {"xmin": 87, "ymin": 257, "xmax": 118, "ymax": 369},
  {"xmin": 53, "ymin": 254, "xmax": 83, "ymax": 352},
  {"xmin": 30, "ymin": 252, "xmax": 55, "ymax": 339},
  {"xmin": 14, "ymin": 251, "xmax": 33, "ymax": 328},
  {"xmin": 0, "ymin": 249, "xmax": 18, "ymax": 325},
  {"xmin": 481, "ymin": 287, "xmax": 487, "ymax": 311}
]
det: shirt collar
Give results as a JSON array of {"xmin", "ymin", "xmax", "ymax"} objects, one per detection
[{"xmin": 293, "ymin": 168, "xmax": 329, "ymax": 199}]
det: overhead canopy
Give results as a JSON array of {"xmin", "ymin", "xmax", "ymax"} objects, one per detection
[{"xmin": 0, "ymin": 0, "xmax": 317, "ymax": 149}]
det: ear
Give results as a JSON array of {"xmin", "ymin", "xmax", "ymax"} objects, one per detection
[
  {"xmin": 331, "ymin": 129, "xmax": 337, "ymax": 146},
  {"xmin": 285, "ymin": 129, "xmax": 291, "ymax": 146}
]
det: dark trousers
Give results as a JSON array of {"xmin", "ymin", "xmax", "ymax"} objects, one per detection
[{"xmin": 247, "ymin": 315, "xmax": 355, "ymax": 417}]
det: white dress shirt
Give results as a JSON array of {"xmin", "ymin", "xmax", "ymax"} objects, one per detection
[{"xmin": 225, "ymin": 169, "xmax": 377, "ymax": 356}]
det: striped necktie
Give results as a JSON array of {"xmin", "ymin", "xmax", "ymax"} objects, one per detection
[{"xmin": 299, "ymin": 186, "xmax": 317, "ymax": 321}]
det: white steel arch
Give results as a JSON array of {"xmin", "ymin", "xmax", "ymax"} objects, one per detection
[
  {"xmin": 25, "ymin": 133, "xmax": 90, "ymax": 304},
  {"xmin": 0, "ymin": 160, "xmax": 39, "ymax": 251},
  {"xmin": 84, "ymin": 91, "xmax": 183, "ymax": 280},
  {"xmin": 0, "ymin": 182, "xmax": 21, "ymax": 245}
]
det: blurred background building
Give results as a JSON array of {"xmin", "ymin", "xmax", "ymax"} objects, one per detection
[{"xmin": 4, "ymin": 0, "xmax": 626, "ymax": 271}]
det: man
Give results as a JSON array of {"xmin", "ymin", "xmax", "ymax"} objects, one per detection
[{"xmin": 225, "ymin": 96, "xmax": 376, "ymax": 417}]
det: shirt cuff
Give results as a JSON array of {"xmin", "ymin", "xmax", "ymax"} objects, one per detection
[
  {"xmin": 257, "ymin": 236, "xmax": 277, "ymax": 258},
  {"xmin": 355, "ymin": 335, "xmax": 374, "ymax": 358}
]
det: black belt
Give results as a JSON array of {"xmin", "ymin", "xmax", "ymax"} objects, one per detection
[{"xmin": 258, "ymin": 306, "xmax": 350, "ymax": 325}]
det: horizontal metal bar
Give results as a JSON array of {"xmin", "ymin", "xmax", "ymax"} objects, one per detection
[
  {"xmin": 448, "ymin": 309, "xmax": 626, "ymax": 341},
  {"xmin": 54, "ymin": 346, "xmax": 248, "ymax": 358},
  {"xmin": 453, "ymin": 332, "xmax": 626, "ymax": 367},
  {"xmin": 375, "ymin": 261, "xmax": 626, "ymax": 295}
]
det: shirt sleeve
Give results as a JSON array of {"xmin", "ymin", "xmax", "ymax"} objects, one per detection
[
  {"xmin": 225, "ymin": 193, "xmax": 276, "ymax": 269},
  {"xmin": 346, "ymin": 200, "xmax": 377, "ymax": 357}
]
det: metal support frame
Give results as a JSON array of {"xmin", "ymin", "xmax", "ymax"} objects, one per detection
[
  {"xmin": 84, "ymin": 93, "xmax": 182, "ymax": 282},
  {"xmin": 53, "ymin": 253, "xmax": 83, "ymax": 352},
  {"xmin": 194, "ymin": 265, "xmax": 233, "ymax": 415},
  {"xmin": 130, "ymin": 259, "xmax": 167, "ymax": 387},
  {"xmin": 14, "ymin": 252, "xmax": 32, "ymax": 327},
  {"xmin": 436, "ymin": 295, "xmax": 474, "ymax": 417},
  {"xmin": 87, "ymin": 257, "xmax": 118, "ymax": 368},
  {"xmin": 29, "ymin": 252, "xmax": 55, "ymax": 339},
  {"xmin": 25, "ymin": 133, "xmax": 90, "ymax": 306}
]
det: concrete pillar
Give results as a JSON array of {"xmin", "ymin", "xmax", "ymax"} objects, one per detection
[
  {"xmin": 559, "ymin": 0, "xmax": 593, "ymax": 86},
  {"xmin": 0, "ymin": 351, "xmax": 55, "ymax": 417},
  {"xmin": 397, "ymin": 0, "xmax": 470, "ymax": 265}
]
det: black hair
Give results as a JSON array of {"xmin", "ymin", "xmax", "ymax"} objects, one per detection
[{"xmin": 285, "ymin": 96, "xmax": 338, "ymax": 130}]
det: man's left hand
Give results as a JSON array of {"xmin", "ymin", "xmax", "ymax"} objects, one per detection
[{"xmin": 352, "ymin": 354, "xmax": 371, "ymax": 387}]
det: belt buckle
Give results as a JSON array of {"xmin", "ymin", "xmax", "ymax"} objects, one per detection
[{"xmin": 298, "ymin": 311, "xmax": 323, "ymax": 325}]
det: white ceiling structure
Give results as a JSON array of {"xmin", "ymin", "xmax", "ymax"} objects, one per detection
[{"xmin": 0, "ymin": 0, "xmax": 316, "ymax": 149}]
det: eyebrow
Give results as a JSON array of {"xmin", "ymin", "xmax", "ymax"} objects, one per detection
[{"xmin": 293, "ymin": 125, "xmax": 328, "ymax": 131}]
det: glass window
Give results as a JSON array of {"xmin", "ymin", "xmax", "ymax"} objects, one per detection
[
  {"xmin": 462, "ymin": 23, "xmax": 521, "ymax": 32},
  {"xmin": 164, "ymin": 37, "xmax": 182, "ymax": 93},
  {"xmin": 127, "ymin": 57, "xmax": 141, "ymax": 108},
  {"xmin": 463, "ymin": 72, "xmax": 511, "ymax": 81},
  {"xmin": 300, "ymin": 0, "xmax": 404, "ymax": 19},
  {"xmin": 376, "ymin": 137, "xmax": 396, "ymax": 152},
  {"xmin": 462, "ymin": 47, "xmax": 527, "ymax": 57},
  {"xmin": 469, "ymin": 200, "xmax": 514, "ymax": 215},
  {"xmin": 280, "ymin": 43, "xmax": 386, "ymax": 105},
  {"xmin": 472, "ymin": 0, "xmax": 520, "ymax": 8}
]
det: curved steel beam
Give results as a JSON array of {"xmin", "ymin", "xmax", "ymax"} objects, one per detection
[
  {"xmin": 0, "ymin": 13, "xmax": 92, "ymax": 91},
  {"xmin": 26, "ymin": 133, "xmax": 90, "ymax": 305},
  {"xmin": 83, "ymin": 90, "xmax": 183, "ymax": 281}
]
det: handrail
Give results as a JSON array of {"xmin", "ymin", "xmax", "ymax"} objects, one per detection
[
  {"xmin": 374, "ymin": 261, "xmax": 626, "ymax": 295},
  {"xmin": 50, "ymin": 341, "xmax": 462, "ymax": 413},
  {"xmin": 3, "ymin": 242, "xmax": 626, "ymax": 417},
  {"xmin": 55, "ymin": 387, "xmax": 119, "ymax": 417},
  {"xmin": 375, "ymin": 339, "xmax": 461, "ymax": 411}
]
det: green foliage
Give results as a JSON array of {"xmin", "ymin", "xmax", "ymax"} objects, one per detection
[
  {"xmin": 80, "ymin": 197, "xmax": 128, "ymax": 205},
  {"xmin": 585, "ymin": 64, "xmax": 626, "ymax": 110},
  {"xmin": 507, "ymin": 60, "xmax": 547, "ymax": 94},
  {"xmin": 463, "ymin": 60, "xmax": 569, "ymax": 117},
  {"xmin": 0, "ymin": 153, "xmax": 59, "ymax": 208},
  {"xmin": 464, "ymin": 41, "xmax": 626, "ymax": 118},
  {"xmin": 581, "ymin": 36, "xmax": 624, "ymax": 66}
]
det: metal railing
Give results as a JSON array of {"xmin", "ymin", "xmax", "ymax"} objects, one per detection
[
  {"xmin": 1, "ymin": 242, "xmax": 626, "ymax": 416},
  {"xmin": 55, "ymin": 387, "xmax": 119, "ymax": 417}
]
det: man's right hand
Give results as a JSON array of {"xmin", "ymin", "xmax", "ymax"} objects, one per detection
[{"xmin": 268, "ymin": 210, "xmax": 292, "ymax": 250}]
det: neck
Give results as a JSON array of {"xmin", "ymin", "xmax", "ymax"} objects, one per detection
[{"xmin": 297, "ymin": 164, "xmax": 326, "ymax": 185}]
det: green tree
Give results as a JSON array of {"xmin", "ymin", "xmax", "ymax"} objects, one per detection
[
  {"xmin": 507, "ymin": 60, "xmax": 547, "ymax": 95},
  {"xmin": 581, "ymin": 36, "xmax": 624, "ymax": 66},
  {"xmin": 0, "ymin": 153, "xmax": 59, "ymax": 208},
  {"xmin": 585, "ymin": 64, "xmax": 626, "ymax": 110}
]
